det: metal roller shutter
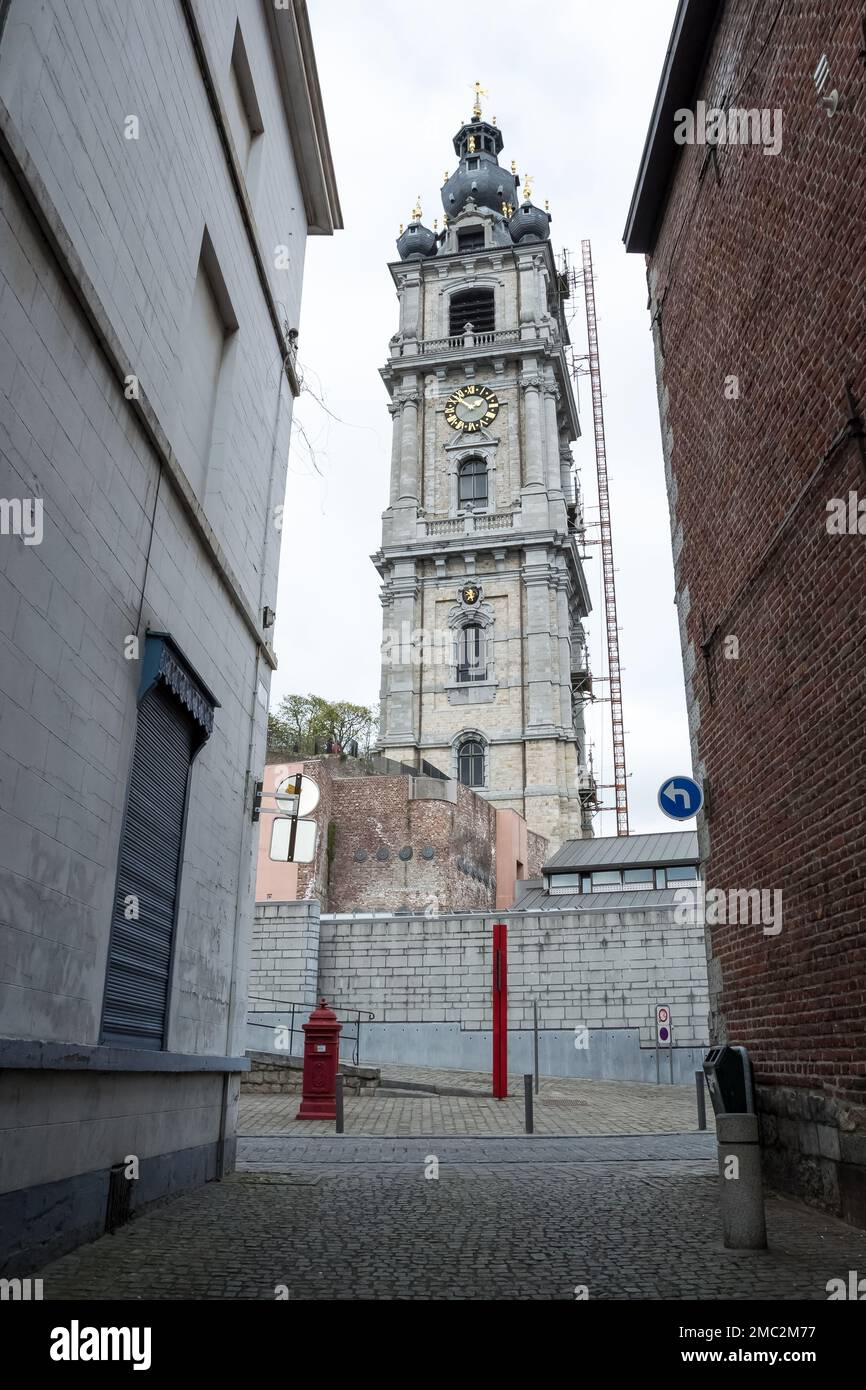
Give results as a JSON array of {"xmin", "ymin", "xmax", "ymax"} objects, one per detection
[{"xmin": 102, "ymin": 684, "xmax": 197, "ymax": 1048}]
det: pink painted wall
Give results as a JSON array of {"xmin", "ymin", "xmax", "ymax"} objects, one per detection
[
  {"xmin": 255, "ymin": 760, "xmax": 301, "ymax": 901},
  {"xmin": 495, "ymin": 808, "xmax": 526, "ymax": 910}
]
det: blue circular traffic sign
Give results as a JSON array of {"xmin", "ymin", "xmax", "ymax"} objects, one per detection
[{"xmin": 657, "ymin": 775, "xmax": 703, "ymax": 821}]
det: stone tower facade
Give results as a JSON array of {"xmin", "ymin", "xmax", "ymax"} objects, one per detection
[{"xmin": 373, "ymin": 101, "xmax": 594, "ymax": 851}]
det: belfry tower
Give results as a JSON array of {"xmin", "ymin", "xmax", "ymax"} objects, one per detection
[{"xmin": 373, "ymin": 89, "xmax": 594, "ymax": 850}]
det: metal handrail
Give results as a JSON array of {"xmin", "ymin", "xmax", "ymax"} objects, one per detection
[{"xmin": 247, "ymin": 994, "xmax": 375, "ymax": 1067}]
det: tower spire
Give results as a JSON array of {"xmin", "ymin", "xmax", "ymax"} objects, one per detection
[{"xmin": 471, "ymin": 80, "xmax": 488, "ymax": 120}]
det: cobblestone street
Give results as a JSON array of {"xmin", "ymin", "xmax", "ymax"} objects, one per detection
[
  {"xmin": 35, "ymin": 1132, "xmax": 866, "ymax": 1301},
  {"xmin": 240, "ymin": 1069, "xmax": 705, "ymax": 1137}
]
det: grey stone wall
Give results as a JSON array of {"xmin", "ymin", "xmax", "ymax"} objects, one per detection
[
  {"xmin": 248, "ymin": 903, "xmax": 710, "ymax": 1081},
  {"xmin": 249, "ymin": 900, "xmax": 321, "ymax": 1011}
]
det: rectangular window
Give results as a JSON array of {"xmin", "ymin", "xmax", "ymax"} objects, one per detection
[
  {"xmin": 227, "ymin": 22, "xmax": 264, "ymax": 187},
  {"xmin": 548, "ymin": 873, "xmax": 579, "ymax": 890},
  {"xmin": 458, "ymin": 458, "xmax": 488, "ymax": 508},
  {"xmin": 665, "ymin": 864, "xmax": 700, "ymax": 882},
  {"xmin": 457, "ymin": 624, "xmax": 486, "ymax": 682},
  {"xmin": 592, "ymin": 871, "xmax": 622, "ymax": 890},
  {"xmin": 623, "ymin": 868, "xmax": 654, "ymax": 884},
  {"xmin": 176, "ymin": 229, "xmax": 238, "ymax": 497}
]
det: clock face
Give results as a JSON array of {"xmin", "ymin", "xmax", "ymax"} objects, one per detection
[
  {"xmin": 444, "ymin": 384, "xmax": 500, "ymax": 433},
  {"xmin": 461, "ymin": 583, "xmax": 480, "ymax": 606}
]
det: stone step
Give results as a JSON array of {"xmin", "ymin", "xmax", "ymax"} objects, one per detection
[{"xmin": 376, "ymin": 1077, "xmax": 485, "ymax": 1099}]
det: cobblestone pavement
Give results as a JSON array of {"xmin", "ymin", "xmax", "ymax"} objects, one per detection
[
  {"xmin": 240, "ymin": 1070, "xmax": 704, "ymax": 1137},
  {"xmin": 36, "ymin": 1134, "xmax": 866, "ymax": 1300}
]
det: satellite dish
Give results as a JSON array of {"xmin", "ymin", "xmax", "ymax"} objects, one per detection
[
  {"xmin": 270, "ymin": 817, "xmax": 317, "ymax": 864},
  {"xmin": 274, "ymin": 774, "xmax": 320, "ymax": 818}
]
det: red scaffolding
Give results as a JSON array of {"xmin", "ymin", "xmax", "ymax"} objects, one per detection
[{"xmin": 580, "ymin": 240, "xmax": 629, "ymax": 836}]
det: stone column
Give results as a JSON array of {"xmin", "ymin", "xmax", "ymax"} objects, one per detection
[
  {"xmin": 560, "ymin": 445, "xmax": 575, "ymax": 505},
  {"xmin": 388, "ymin": 401, "xmax": 401, "ymax": 506},
  {"xmin": 382, "ymin": 560, "xmax": 419, "ymax": 745},
  {"xmin": 556, "ymin": 581, "xmax": 572, "ymax": 731},
  {"xmin": 518, "ymin": 257, "xmax": 537, "ymax": 331},
  {"xmin": 543, "ymin": 382, "xmax": 563, "ymax": 495},
  {"xmin": 523, "ymin": 546, "xmax": 554, "ymax": 731},
  {"xmin": 521, "ymin": 375, "xmax": 545, "ymax": 489},
  {"xmin": 398, "ymin": 391, "xmax": 419, "ymax": 503},
  {"xmin": 399, "ymin": 270, "xmax": 421, "ymax": 351}
]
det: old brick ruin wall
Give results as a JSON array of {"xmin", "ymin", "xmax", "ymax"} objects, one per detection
[{"xmin": 260, "ymin": 755, "xmax": 547, "ymax": 914}]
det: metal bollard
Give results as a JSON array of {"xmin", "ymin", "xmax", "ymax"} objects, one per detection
[
  {"xmin": 716, "ymin": 1113, "xmax": 767, "ymax": 1249},
  {"xmin": 335, "ymin": 1074, "xmax": 344, "ymax": 1134},
  {"xmin": 524, "ymin": 1073, "xmax": 534, "ymax": 1134},
  {"xmin": 533, "ymin": 999, "xmax": 540, "ymax": 1095},
  {"xmin": 695, "ymin": 1069, "xmax": 707, "ymax": 1131}
]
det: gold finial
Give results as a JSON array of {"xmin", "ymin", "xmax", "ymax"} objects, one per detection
[
  {"xmin": 468, "ymin": 134, "xmax": 476, "ymax": 153},
  {"xmin": 399, "ymin": 223, "xmax": 404, "ymax": 235},
  {"xmin": 492, "ymin": 115, "xmax": 497, "ymax": 126},
  {"xmin": 433, "ymin": 218, "xmax": 438, "ymax": 230},
  {"xmin": 443, "ymin": 212, "xmax": 449, "ymax": 225},
  {"xmin": 522, "ymin": 173, "xmax": 533, "ymax": 201},
  {"xmin": 510, "ymin": 160, "xmax": 517, "ymax": 176},
  {"xmin": 544, "ymin": 199, "xmax": 550, "ymax": 213},
  {"xmin": 444, "ymin": 170, "xmax": 450, "ymax": 184},
  {"xmin": 412, "ymin": 194, "xmax": 422, "ymax": 220},
  {"xmin": 472, "ymin": 80, "xmax": 488, "ymax": 119}
]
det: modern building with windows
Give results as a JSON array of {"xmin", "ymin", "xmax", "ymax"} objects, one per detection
[
  {"xmin": 517, "ymin": 831, "xmax": 700, "ymax": 910},
  {"xmin": 0, "ymin": 0, "xmax": 340, "ymax": 1271},
  {"xmin": 373, "ymin": 96, "xmax": 594, "ymax": 852}
]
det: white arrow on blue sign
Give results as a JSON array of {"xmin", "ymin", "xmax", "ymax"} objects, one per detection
[{"xmin": 657, "ymin": 774, "xmax": 703, "ymax": 820}]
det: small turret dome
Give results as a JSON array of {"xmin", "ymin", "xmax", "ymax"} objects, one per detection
[
  {"xmin": 396, "ymin": 211, "xmax": 438, "ymax": 260},
  {"xmin": 508, "ymin": 200, "xmax": 551, "ymax": 243}
]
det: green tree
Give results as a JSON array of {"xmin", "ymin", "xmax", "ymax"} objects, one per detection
[{"xmin": 267, "ymin": 693, "xmax": 377, "ymax": 758}]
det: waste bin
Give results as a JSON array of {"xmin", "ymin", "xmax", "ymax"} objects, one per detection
[{"xmin": 702, "ymin": 1044, "xmax": 755, "ymax": 1115}]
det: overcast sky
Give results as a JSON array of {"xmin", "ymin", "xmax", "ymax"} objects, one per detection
[{"xmin": 271, "ymin": 0, "xmax": 694, "ymax": 838}]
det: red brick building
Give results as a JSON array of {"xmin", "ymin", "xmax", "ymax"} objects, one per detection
[{"xmin": 626, "ymin": 0, "xmax": 866, "ymax": 1223}]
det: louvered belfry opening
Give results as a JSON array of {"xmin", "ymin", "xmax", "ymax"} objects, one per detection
[
  {"xmin": 457, "ymin": 227, "xmax": 485, "ymax": 253},
  {"xmin": 101, "ymin": 634, "xmax": 216, "ymax": 1050},
  {"xmin": 449, "ymin": 287, "xmax": 495, "ymax": 336}
]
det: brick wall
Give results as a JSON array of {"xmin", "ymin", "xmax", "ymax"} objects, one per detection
[
  {"xmin": 640, "ymin": 0, "xmax": 866, "ymax": 1220},
  {"xmin": 256, "ymin": 756, "xmax": 548, "ymax": 913},
  {"xmin": 327, "ymin": 776, "xmax": 497, "ymax": 914}
]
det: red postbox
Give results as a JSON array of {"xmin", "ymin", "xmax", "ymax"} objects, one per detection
[{"xmin": 296, "ymin": 999, "xmax": 342, "ymax": 1120}]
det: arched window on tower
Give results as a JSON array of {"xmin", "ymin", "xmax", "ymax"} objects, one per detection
[
  {"xmin": 458, "ymin": 456, "xmax": 488, "ymax": 510},
  {"xmin": 457, "ymin": 737, "xmax": 485, "ymax": 787},
  {"xmin": 457, "ymin": 623, "xmax": 486, "ymax": 683},
  {"xmin": 449, "ymin": 287, "xmax": 495, "ymax": 337}
]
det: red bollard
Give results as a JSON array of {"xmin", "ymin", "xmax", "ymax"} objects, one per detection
[
  {"xmin": 492, "ymin": 923, "xmax": 508, "ymax": 1098},
  {"xmin": 296, "ymin": 999, "xmax": 342, "ymax": 1120}
]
